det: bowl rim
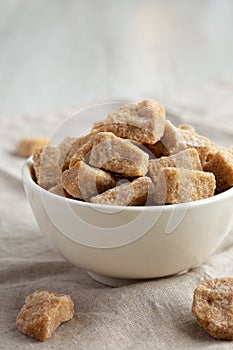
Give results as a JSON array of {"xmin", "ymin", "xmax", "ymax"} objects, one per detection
[{"xmin": 22, "ymin": 156, "xmax": 233, "ymax": 212}]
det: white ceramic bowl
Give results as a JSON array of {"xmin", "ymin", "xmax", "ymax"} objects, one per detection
[{"xmin": 22, "ymin": 102, "xmax": 233, "ymax": 286}]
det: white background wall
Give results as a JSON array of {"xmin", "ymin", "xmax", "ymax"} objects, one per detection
[{"xmin": 0, "ymin": 0, "xmax": 233, "ymax": 118}]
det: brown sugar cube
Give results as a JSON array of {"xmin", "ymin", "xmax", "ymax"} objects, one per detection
[
  {"xmin": 149, "ymin": 148, "xmax": 202, "ymax": 186},
  {"xmin": 160, "ymin": 121, "xmax": 182, "ymax": 152},
  {"xmin": 62, "ymin": 161, "xmax": 116, "ymax": 201},
  {"xmin": 94, "ymin": 99, "xmax": 166, "ymax": 144},
  {"xmin": 91, "ymin": 177, "xmax": 154, "ymax": 206},
  {"xmin": 33, "ymin": 146, "xmax": 61, "ymax": 190},
  {"xmin": 49, "ymin": 184, "xmax": 66, "ymax": 197},
  {"xmin": 58, "ymin": 136, "xmax": 76, "ymax": 168},
  {"xmin": 161, "ymin": 121, "xmax": 216, "ymax": 166},
  {"xmin": 32, "ymin": 147, "xmax": 43, "ymax": 181},
  {"xmin": 33, "ymin": 138, "xmax": 76, "ymax": 188},
  {"xmin": 69, "ymin": 133, "xmax": 149, "ymax": 170},
  {"xmin": 153, "ymin": 167, "xmax": 216, "ymax": 204},
  {"xmin": 192, "ymin": 278, "xmax": 233, "ymax": 340},
  {"xmin": 205, "ymin": 142, "xmax": 221, "ymax": 163},
  {"xmin": 62, "ymin": 133, "xmax": 94, "ymax": 170},
  {"xmin": 89, "ymin": 132, "xmax": 149, "ymax": 177},
  {"xmin": 16, "ymin": 290, "xmax": 74, "ymax": 342},
  {"xmin": 181, "ymin": 124, "xmax": 218, "ymax": 166},
  {"xmin": 17, "ymin": 138, "xmax": 49, "ymax": 158},
  {"xmin": 204, "ymin": 149, "xmax": 233, "ymax": 192},
  {"xmin": 69, "ymin": 136, "xmax": 95, "ymax": 169}
]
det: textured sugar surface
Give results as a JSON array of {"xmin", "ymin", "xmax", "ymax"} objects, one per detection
[{"xmin": 16, "ymin": 290, "xmax": 74, "ymax": 342}]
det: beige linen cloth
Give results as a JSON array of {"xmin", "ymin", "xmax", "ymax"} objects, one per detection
[{"xmin": 0, "ymin": 84, "xmax": 233, "ymax": 350}]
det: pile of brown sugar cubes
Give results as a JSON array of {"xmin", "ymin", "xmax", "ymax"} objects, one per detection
[{"xmin": 32, "ymin": 99, "xmax": 233, "ymax": 206}]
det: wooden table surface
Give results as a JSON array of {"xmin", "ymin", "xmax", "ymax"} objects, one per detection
[{"xmin": 0, "ymin": 0, "xmax": 233, "ymax": 118}]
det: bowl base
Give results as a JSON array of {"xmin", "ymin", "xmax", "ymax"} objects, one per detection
[
  {"xmin": 87, "ymin": 271, "xmax": 141, "ymax": 287},
  {"xmin": 87, "ymin": 269, "xmax": 190, "ymax": 287}
]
